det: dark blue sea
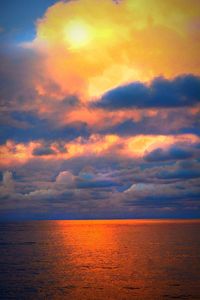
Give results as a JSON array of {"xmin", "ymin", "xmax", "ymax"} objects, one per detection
[{"xmin": 0, "ymin": 220, "xmax": 200, "ymax": 299}]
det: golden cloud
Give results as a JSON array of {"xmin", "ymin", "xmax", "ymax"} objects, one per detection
[{"xmin": 28, "ymin": 0, "xmax": 200, "ymax": 100}]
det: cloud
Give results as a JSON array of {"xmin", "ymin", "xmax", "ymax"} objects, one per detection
[
  {"xmin": 0, "ymin": 45, "xmax": 82, "ymax": 127},
  {"xmin": 30, "ymin": 0, "xmax": 200, "ymax": 99},
  {"xmin": 158, "ymin": 168, "xmax": 200, "ymax": 180},
  {"xmin": 157, "ymin": 160, "xmax": 200, "ymax": 180},
  {"xmin": 0, "ymin": 171, "xmax": 15, "ymax": 199},
  {"xmin": 1, "ymin": 133, "xmax": 199, "ymax": 167},
  {"xmin": 94, "ymin": 75, "xmax": 200, "ymax": 110},
  {"xmin": 1, "ymin": 154, "xmax": 199, "ymax": 219},
  {"xmin": 77, "ymin": 168, "xmax": 120, "ymax": 189},
  {"xmin": 99, "ymin": 107, "xmax": 200, "ymax": 136},
  {"xmin": 33, "ymin": 146, "xmax": 56, "ymax": 156},
  {"xmin": 0, "ymin": 44, "xmax": 40, "ymax": 109},
  {"xmin": 56, "ymin": 171, "xmax": 76, "ymax": 188},
  {"xmin": 77, "ymin": 180, "xmax": 119, "ymax": 189},
  {"xmin": 124, "ymin": 179, "xmax": 200, "ymax": 210},
  {"xmin": 1, "ymin": 0, "xmax": 200, "ymax": 220},
  {"xmin": 2, "ymin": 171, "xmax": 14, "ymax": 190},
  {"xmin": 144, "ymin": 146, "xmax": 194, "ymax": 162}
]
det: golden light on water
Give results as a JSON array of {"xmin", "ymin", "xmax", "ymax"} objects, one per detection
[{"xmin": 35, "ymin": 220, "xmax": 200, "ymax": 299}]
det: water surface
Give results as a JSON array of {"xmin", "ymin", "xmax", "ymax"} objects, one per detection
[{"xmin": 0, "ymin": 219, "xmax": 200, "ymax": 299}]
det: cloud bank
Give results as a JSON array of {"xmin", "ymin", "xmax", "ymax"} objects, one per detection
[{"xmin": 0, "ymin": 0, "xmax": 200, "ymax": 220}]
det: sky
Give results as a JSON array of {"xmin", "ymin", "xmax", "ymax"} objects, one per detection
[{"xmin": 0, "ymin": 0, "xmax": 200, "ymax": 220}]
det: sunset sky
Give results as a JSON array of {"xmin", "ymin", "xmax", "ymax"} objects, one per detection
[{"xmin": 0, "ymin": 0, "xmax": 200, "ymax": 220}]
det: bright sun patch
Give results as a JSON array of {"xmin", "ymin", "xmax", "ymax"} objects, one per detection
[{"xmin": 64, "ymin": 21, "xmax": 92, "ymax": 49}]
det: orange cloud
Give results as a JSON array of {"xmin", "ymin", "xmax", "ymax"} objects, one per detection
[
  {"xmin": 28, "ymin": 0, "xmax": 200, "ymax": 100},
  {"xmin": 1, "ymin": 134, "xmax": 199, "ymax": 167},
  {"xmin": 64, "ymin": 107, "xmax": 143, "ymax": 128},
  {"xmin": 0, "ymin": 140, "xmax": 41, "ymax": 167}
]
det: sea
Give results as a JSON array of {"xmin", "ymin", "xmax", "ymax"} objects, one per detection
[{"xmin": 0, "ymin": 220, "xmax": 200, "ymax": 299}]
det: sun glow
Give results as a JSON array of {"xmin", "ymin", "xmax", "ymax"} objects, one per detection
[
  {"xmin": 32, "ymin": 0, "xmax": 200, "ymax": 99},
  {"xmin": 64, "ymin": 21, "xmax": 92, "ymax": 49}
]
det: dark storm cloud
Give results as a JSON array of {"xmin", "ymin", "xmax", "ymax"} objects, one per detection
[
  {"xmin": 94, "ymin": 75, "xmax": 200, "ymax": 110},
  {"xmin": 144, "ymin": 147, "xmax": 194, "ymax": 162},
  {"xmin": 0, "ymin": 111, "xmax": 89, "ymax": 144}
]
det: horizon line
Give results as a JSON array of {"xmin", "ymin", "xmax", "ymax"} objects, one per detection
[{"xmin": 1, "ymin": 218, "xmax": 200, "ymax": 223}]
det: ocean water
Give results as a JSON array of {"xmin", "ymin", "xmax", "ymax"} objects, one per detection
[{"xmin": 0, "ymin": 220, "xmax": 200, "ymax": 300}]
